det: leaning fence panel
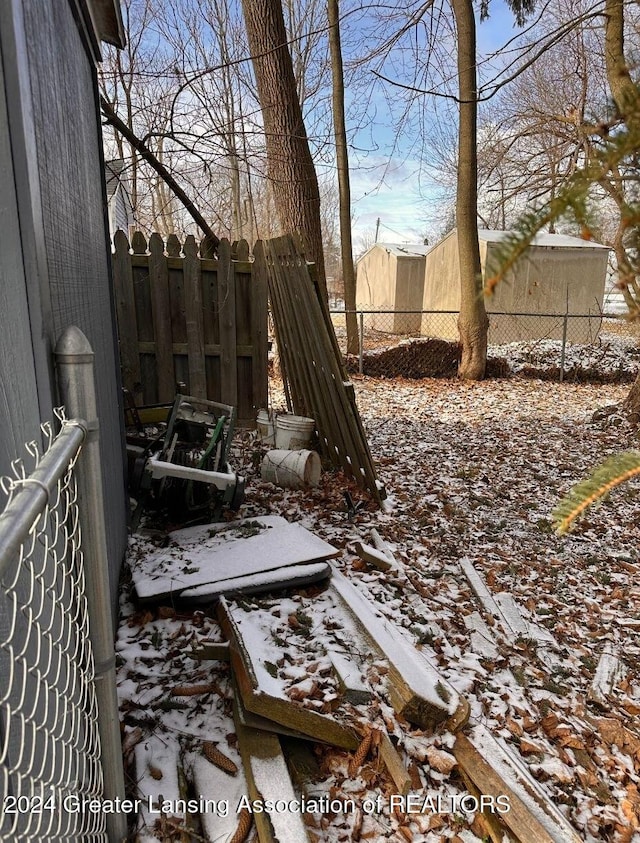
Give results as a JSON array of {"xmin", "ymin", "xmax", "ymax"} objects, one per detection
[{"xmin": 0, "ymin": 415, "xmax": 108, "ymax": 842}]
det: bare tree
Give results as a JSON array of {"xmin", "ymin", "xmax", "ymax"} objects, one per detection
[
  {"xmin": 328, "ymin": 0, "xmax": 358, "ymax": 353},
  {"xmin": 451, "ymin": 0, "xmax": 488, "ymax": 379}
]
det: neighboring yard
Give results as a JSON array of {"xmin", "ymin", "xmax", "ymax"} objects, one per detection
[{"xmin": 118, "ymin": 348, "xmax": 640, "ymax": 842}]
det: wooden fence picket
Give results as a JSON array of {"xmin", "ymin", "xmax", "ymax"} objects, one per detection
[{"xmin": 111, "ymin": 231, "xmax": 267, "ymax": 425}]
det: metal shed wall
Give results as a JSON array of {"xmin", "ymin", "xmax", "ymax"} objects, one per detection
[
  {"xmin": 356, "ymin": 244, "xmax": 426, "ymax": 333},
  {"xmin": 421, "ymin": 230, "xmax": 609, "ymax": 343}
]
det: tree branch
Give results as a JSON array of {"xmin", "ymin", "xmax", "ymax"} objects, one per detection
[{"xmin": 100, "ymin": 96, "xmax": 220, "ymax": 249}]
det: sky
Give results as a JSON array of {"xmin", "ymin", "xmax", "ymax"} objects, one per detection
[{"xmin": 343, "ymin": 1, "xmax": 530, "ymax": 249}]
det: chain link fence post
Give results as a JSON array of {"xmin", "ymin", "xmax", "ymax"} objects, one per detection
[
  {"xmin": 359, "ymin": 311, "xmax": 364, "ymax": 375},
  {"xmin": 560, "ymin": 314, "xmax": 569, "ymax": 382},
  {"xmin": 55, "ymin": 327, "xmax": 127, "ymax": 843}
]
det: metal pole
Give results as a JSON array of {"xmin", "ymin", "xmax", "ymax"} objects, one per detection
[
  {"xmin": 560, "ymin": 287, "xmax": 569, "ymax": 383},
  {"xmin": 55, "ymin": 327, "xmax": 127, "ymax": 843},
  {"xmin": 359, "ymin": 311, "xmax": 364, "ymax": 375}
]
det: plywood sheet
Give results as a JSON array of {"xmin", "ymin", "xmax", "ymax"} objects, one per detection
[{"xmin": 131, "ymin": 516, "xmax": 338, "ymax": 601}]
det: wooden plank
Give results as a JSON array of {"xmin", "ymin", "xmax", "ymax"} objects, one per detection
[
  {"xmin": 464, "ymin": 612, "xmax": 500, "ymax": 660},
  {"xmin": 328, "ymin": 649, "xmax": 374, "ymax": 705},
  {"xmin": 262, "ymin": 240, "xmax": 312, "ymax": 416},
  {"xmin": 190, "ymin": 747, "xmax": 248, "ymax": 843},
  {"xmin": 112, "ymin": 229, "xmax": 142, "ymax": 395},
  {"xmin": 281, "ymin": 240, "xmax": 364, "ymax": 476},
  {"xmin": 148, "ymin": 233, "xmax": 175, "ymax": 401},
  {"xmin": 266, "ymin": 236, "xmax": 371, "ymax": 489},
  {"xmin": 588, "ymin": 643, "xmax": 625, "ymax": 709},
  {"xmin": 369, "ymin": 529, "xmax": 397, "ymax": 566},
  {"xmin": 219, "ymin": 598, "xmax": 359, "ymax": 750},
  {"xmin": 217, "ymin": 238, "xmax": 238, "ymax": 407},
  {"xmin": 280, "ymin": 738, "xmax": 324, "ymax": 798},
  {"xmin": 454, "ymin": 725, "xmax": 582, "ymax": 843},
  {"xmin": 130, "ymin": 516, "xmax": 338, "ymax": 602},
  {"xmin": 235, "ymin": 690, "xmax": 316, "ymax": 742},
  {"xmin": 285, "ymin": 236, "xmax": 382, "ymax": 499},
  {"xmin": 134, "ymin": 733, "xmax": 184, "ymax": 834},
  {"xmin": 457, "ymin": 765, "xmax": 519, "ymax": 843},
  {"xmin": 189, "ymin": 640, "xmax": 231, "ymax": 661},
  {"xmin": 354, "ymin": 541, "xmax": 394, "ymax": 572},
  {"xmin": 183, "ymin": 234, "xmax": 206, "ymax": 397},
  {"xmin": 132, "ymin": 254, "xmax": 252, "ymax": 273},
  {"xmin": 460, "ymin": 558, "xmax": 520, "ymax": 642},
  {"xmin": 378, "ymin": 731, "xmax": 412, "ymax": 796},
  {"xmin": 251, "ymin": 240, "xmax": 269, "ymax": 420},
  {"xmin": 236, "ymin": 239, "xmax": 250, "ymax": 261},
  {"xmin": 461, "ymin": 559, "xmax": 562, "ymax": 669},
  {"xmin": 233, "ymin": 690, "xmax": 311, "ymax": 843},
  {"xmin": 329, "ymin": 569, "xmax": 469, "ymax": 733}
]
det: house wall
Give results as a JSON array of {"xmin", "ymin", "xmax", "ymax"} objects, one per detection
[
  {"xmin": 108, "ymin": 185, "xmax": 133, "ymax": 240},
  {"xmin": 0, "ymin": 40, "xmax": 45, "ymax": 475},
  {"xmin": 0, "ymin": 0, "xmax": 127, "ymax": 608}
]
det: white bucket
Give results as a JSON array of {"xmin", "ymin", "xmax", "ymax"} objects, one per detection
[
  {"xmin": 275, "ymin": 414, "xmax": 315, "ymax": 450},
  {"xmin": 261, "ymin": 449, "xmax": 321, "ymax": 489},
  {"xmin": 256, "ymin": 409, "xmax": 275, "ymax": 445}
]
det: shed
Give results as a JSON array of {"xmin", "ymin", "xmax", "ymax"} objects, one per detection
[
  {"xmin": 356, "ymin": 242, "xmax": 430, "ymax": 333},
  {"xmin": 421, "ymin": 229, "xmax": 609, "ymax": 344},
  {"xmin": 0, "ymin": 0, "xmax": 127, "ymax": 607}
]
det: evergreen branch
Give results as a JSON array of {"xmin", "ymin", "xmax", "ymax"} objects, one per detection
[
  {"xmin": 552, "ymin": 451, "xmax": 640, "ymax": 534},
  {"xmin": 484, "ymin": 103, "xmax": 640, "ymax": 297}
]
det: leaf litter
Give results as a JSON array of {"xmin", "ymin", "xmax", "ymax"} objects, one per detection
[{"xmin": 117, "ymin": 341, "xmax": 640, "ymax": 842}]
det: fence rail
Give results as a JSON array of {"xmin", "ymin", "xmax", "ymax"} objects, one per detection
[
  {"xmin": 113, "ymin": 231, "xmax": 268, "ymax": 425},
  {"xmin": 0, "ymin": 415, "xmax": 106, "ymax": 842}
]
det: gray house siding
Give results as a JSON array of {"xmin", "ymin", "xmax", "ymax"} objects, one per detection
[{"xmin": 0, "ymin": 0, "xmax": 127, "ymax": 607}]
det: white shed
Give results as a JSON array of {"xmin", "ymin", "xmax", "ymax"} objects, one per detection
[
  {"xmin": 421, "ymin": 229, "xmax": 609, "ymax": 344},
  {"xmin": 356, "ymin": 242, "xmax": 430, "ymax": 333}
]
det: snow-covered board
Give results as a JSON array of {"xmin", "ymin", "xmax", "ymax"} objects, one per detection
[
  {"xmin": 233, "ymin": 691, "xmax": 312, "ymax": 843},
  {"xmin": 188, "ymin": 748, "xmax": 249, "ymax": 843},
  {"xmin": 454, "ymin": 724, "xmax": 583, "ymax": 843},
  {"xmin": 130, "ymin": 515, "xmax": 338, "ymax": 602},
  {"xmin": 218, "ymin": 596, "xmax": 360, "ymax": 750},
  {"xmin": 329, "ymin": 567, "xmax": 469, "ymax": 732},
  {"xmin": 588, "ymin": 643, "xmax": 625, "ymax": 709}
]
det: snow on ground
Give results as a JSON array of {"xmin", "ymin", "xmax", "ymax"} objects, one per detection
[
  {"xmin": 117, "ymin": 343, "xmax": 640, "ymax": 842},
  {"xmin": 491, "ymin": 323, "xmax": 640, "ymax": 380}
]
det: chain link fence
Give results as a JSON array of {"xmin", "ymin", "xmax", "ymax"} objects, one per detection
[
  {"xmin": 324, "ymin": 309, "xmax": 637, "ymax": 381},
  {"xmin": 0, "ymin": 413, "xmax": 108, "ymax": 841}
]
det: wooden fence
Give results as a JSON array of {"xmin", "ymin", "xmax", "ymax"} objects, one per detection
[{"xmin": 112, "ymin": 231, "xmax": 268, "ymax": 426}]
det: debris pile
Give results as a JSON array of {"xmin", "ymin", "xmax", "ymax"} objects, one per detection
[{"xmin": 123, "ymin": 514, "xmax": 589, "ymax": 843}]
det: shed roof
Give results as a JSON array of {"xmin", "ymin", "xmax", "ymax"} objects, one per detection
[
  {"xmin": 478, "ymin": 229, "xmax": 609, "ymax": 250},
  {"xmin": 361, "ymin": 242, "xmax": 432, "ymax": 260}
]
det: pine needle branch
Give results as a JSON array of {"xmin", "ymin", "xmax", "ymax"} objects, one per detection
[{"xmin": 552, "ymin": 450, "xmax": 640, "ymax": 534}]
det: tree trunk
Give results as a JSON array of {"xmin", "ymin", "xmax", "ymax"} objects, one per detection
[
  {"xmin": 328, "ymin": 0, "xmax": 358, "ymax": 355},
  {"xmin": 451, "ymin": 0, "xmax": 488, "ymax": 380},
  {"xmin": 603, "ymin": 0, "xmax": 640, "ymax": 417},
  {"xmin": 604, "ymin": 0, "xmax": 636, "ymax": 120},
  {"xmin": 241, "ymin": 0, "xmax": 327, "ymax": 299}
]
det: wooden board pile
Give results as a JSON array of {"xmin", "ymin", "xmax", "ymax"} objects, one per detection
[
  {"xmin": 137, "ymin": 577, "xmax": 582, "ymax": 841},
  {"xmin": 126, "ymin": 527, "xmax": 587, "ymax": 843}
]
